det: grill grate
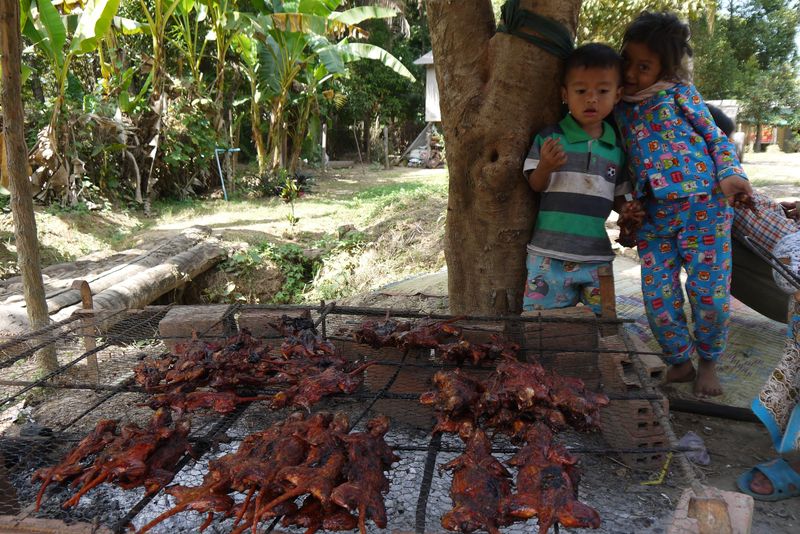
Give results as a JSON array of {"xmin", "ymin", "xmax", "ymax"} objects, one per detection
[{"xmin": 0, "ymin": 304, "xmax": 679, "ymax": 533}]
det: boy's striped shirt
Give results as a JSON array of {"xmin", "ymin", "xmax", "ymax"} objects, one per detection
[{"xmin": 523, "ymin": 114, "xmax": 630, "ymax": 262}]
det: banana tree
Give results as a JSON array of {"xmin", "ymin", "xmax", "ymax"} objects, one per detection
[
  {"xmin": 249, "ymin": 0, "xmax": 415, "ymax": 174},
  {"xmin": 170, "ymin": 0, "xmax": 210, "ymax": 91},
  {"xmin": 137, "ymin": 0, "xmax": 180, "ymax": 100},
  {"xmin": 231, "ymin": 32, "xmax": 270, "ymax": 174},
  {"xmin": 21, "ymin": 0, "xmax": 122, "ymax": 200},
  {"xmin": 204, "ymin": 0, "xmax": 246, "ymax": 130}
]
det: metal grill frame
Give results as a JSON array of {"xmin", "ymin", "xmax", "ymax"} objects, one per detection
[{"xmin": 0, "ymin": 303, "xmax": 684, "ymax": 533}]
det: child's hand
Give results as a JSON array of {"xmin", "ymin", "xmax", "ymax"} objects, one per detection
[
  {"xmin": 720, "ymin": 175, "xmax": 756, "ymax": 213},
  {"xmin": 781, "ymin": 201, "xmax": 799, "ymax": 221},
  {"xmin": 617, "ymin": 199, "xmax": 645, "ymax": 247},
  {"xmin": 538, "ymin": 137, "xmax": 567, "ymax": 173}
]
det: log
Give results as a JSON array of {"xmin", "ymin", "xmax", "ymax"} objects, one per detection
[
  {"xmin": 0, "ymin": 229, "xmax": 221, "ymax": 338},
  {"xmin": 59, "ymin": 240, "xmax": 227, "ymax": 325},
  {"xmin": 0, "ymin": 226, "xmax": 213, "ymax": 312}
]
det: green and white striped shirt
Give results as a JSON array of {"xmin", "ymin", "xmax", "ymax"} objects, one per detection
[{"xmin": 523, "ymin": 114, "xmax": 630, "ymax": 262}]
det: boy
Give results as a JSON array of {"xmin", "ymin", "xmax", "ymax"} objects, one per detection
[{"xmin": 522, "ymin": 43, "xmax": 639, "ymax": 314}]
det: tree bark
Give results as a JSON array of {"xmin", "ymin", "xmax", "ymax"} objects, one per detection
[
  {"xmin": 0, "ymin": 1, "xmax": 58, "ymax": 373},
  {"xmin": 427, "ymin": 0, "xmax": 582, "ymax": 315}
]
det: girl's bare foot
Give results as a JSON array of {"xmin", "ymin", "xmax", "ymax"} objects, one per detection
[
  {"xmin": 750, "ymin": 459, "xmax": 800, "ymax": 495},
  {"xmin": 665, "ymin": 360, "xmax": 696, "ymax": 383},
  {"xmin": 694, "ymin": 359, "xmax": 722, "ymax": 397}
]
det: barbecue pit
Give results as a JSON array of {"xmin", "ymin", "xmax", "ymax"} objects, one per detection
[{"xmin": 0, "ymin": 303, "xmax": 683, "ymax": 533}]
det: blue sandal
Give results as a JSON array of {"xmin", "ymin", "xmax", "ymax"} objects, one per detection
[{"xmin": 736, "ymin": 458, "xmax": 800, "ymax": 502}]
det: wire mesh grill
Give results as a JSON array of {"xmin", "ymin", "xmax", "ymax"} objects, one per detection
[{"xmin": 0, "ymin": 304, "xmax": 678, "ymax": 533}]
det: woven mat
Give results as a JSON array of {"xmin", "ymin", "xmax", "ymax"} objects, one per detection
[{"xmin": 613, "ymin": 257, "xmax": 787, "ymax": 409}]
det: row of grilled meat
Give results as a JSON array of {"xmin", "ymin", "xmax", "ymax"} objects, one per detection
[
  {"xmin": 32, "ymin": 409, "xmax": 192, "ymax": 512},
  {"xmin": 441, "ymin": 423, "xmax": 600, "ymax": 534},
  {"xmin": 33, "ymin": 315, "xmax": 608, "ymax": 534},
  {"xmin": 134, "ymin": 316, "xmax": 373, "ymax": 414},
  {"xmin": 137, "ymin": 411, "xmax": 398, "ymax": 534},
  {"xmin": 412, "ymin": 338, "xmax": 608, "ymax": 534}
]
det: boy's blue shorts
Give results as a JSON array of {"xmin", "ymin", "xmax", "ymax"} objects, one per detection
[{"xmin": 522, "ymin": 253, "xmax": 609, "ymax": 316}]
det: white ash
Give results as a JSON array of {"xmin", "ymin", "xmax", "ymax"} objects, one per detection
[{"xmin": 12, "ymin": 416, "xmax": 676, "ymax": 533}]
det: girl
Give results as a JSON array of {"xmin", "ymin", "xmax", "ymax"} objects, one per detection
[{"xmin": 614, "ymin": 12, "xmax": 752, "ymax": 397}]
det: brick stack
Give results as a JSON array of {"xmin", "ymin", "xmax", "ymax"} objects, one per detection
[
  {"xmin": 157, "ymin": 304, "xmax": 235, "ymax": 353},
  {"xmin": 599, "ymin": 334, "xmax": 669, "ymax": 469}
]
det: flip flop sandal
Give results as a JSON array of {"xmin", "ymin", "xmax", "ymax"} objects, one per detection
[{"xmin": 736, "ymin": 458, "xmax": 800, "ymax": 502}]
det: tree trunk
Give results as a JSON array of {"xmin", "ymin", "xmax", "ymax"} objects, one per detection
[
  {"xmin": 427, "ymin": 0, "xmax": 582, "ymax": 315},
  {"xmin": 0, "ymin": 1, "xmax": 58, "ymax": 373},
  {"xmin": 754, "ymin": 122, "xmax": 762, "ymax": 153}
]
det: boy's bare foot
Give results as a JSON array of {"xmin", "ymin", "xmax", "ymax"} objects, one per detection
[
  {"xmin": 694, "ymin": 359, "xmax": 723, "ymax": 397},
  {"xmin": 665, "ymin": 360, "xmax": 696, "ymax": 384},
  {"xmin": 750, "ymin": 459, "xmax": 800, "ymax": 495}
]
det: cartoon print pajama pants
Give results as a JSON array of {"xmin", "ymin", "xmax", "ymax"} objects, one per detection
[
  {"xmin": 637, "ymin": 192, "xmax": 733, "ymax": 365},
  {"xmin": 522, "ymin": 254, "xmax": 608, "ymax": 315}
]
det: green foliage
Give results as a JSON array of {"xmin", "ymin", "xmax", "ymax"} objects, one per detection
[
  {"xmin": 692, "ymin": 1, "xmax": 800, "ymax": 129},
  {"xmin": 690, "ymin": 16, "xmax": 741, "ymax": 99},
  {"xmin": 216, "ymin": 241, "xmax": 321, "ymax": 303},
  {"xmin": 325, "ymin": 4, "xmax": 428, "ymax": 158},
  {"xmin": 275, "ymin": 168, "xmax": 303, "ymax": 227},
  {"xmin": 264, "ymin": 242, "xmax": 319, "ymax": 303},
  {"xmin": 157, "ymin": 95, "xmax": 224, "ymax": 198},
  {"xmin": 578, "ymin": 0, "xmax": 712, "ymax": 48}
]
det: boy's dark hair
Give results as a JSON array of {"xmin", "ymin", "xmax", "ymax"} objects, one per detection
[
  {"xmin": 622, "ymin": 11, "xmax": 692, "ymax": 81},
  {"xmin": 563, "ymin": 43, "xmax": 622, "ymax": 83}
]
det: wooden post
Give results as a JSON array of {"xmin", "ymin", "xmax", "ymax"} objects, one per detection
[
  {"xmin": 383, "ymin": 126, "xmax": 390, "ymax": 169},
  {"xmin": 71, "ymin": 280, "xmax": 98, "ymax": 380},
  {"xmin": 597, "ymin": 264, "xmax": 617, "ymax": 336},
  {"xmin": 0, "ymin": 451, "xmax": 20, "ymax": 514},
  {"xmin": 321, "ymin": 123, "xmax": 328, "ymax": 173},
  {"xmin": 1, "ymin": 1, "xmax": 58, "ymax": 373}
]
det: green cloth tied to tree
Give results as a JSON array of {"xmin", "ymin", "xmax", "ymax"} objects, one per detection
[{"xmin": 497, "ymin": 0, "xmax": 575, "ymax": 60}]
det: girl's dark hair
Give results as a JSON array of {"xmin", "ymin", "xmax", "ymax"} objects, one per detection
[
  {"xmin": 563, "ymin": 43, "xmax": 622, "ymax": 83},
  {"xmin": 622, "ymin": 11, "xmax": 692, "ymax": 80}
]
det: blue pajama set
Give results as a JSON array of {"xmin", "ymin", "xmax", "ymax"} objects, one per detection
[{"xmin": 615, "ymin": 83, "xmax": 745, "ymax": 365}]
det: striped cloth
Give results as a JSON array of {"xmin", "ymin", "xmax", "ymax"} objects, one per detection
[{"xmin": 732, "ymin": 192, "xmax": 798, "ymax": 253}]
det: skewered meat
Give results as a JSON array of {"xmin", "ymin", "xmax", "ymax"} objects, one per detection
[
  {"xmin": 60, "ymin": 409, "xmax": 188, "ymax": 509},
  {"xmin": 260, "ymin": 413, "xmax": 350, "ymax": 513},
  {"xmin": 501, "ymin": 424, "xmax": 600, "ymax": 534},
  {"xmin": 270, "ymin": 314, "xmax": 317, "ymax": 336},
  {"xmin": 420, "ymin": 370, "xmax": 483, "ymax": 433},
  {"xmin": 437, "ymin": 334, "xmax": 520, "ymax": 366},
  {"xmin": 138, "ymin": 482, "xmax": 236, "ymax": 534},
  {"xmin": 143, "ymin": 391, "xmax": 270, "ymax": 415},
  {"xmin": 32, "ymin": 410, "xmax": 192, "ymax": 511},
  {"xmin": 352, "ymin": 318, "xmax": 412, "ymax": 348},
  {"xmin": 140, "ymin": 412, "xmax": 317, "ymax": 534},
  {"xmin": 331, "ymin": 415, "xmax": 400, "ymax": 534},
  {"xmin": 133, "ymin": 356, "xmax": 175, "ymax": 390},
  {"xmin": 135, "ymin": 411, "xmax": 399, "ymax": 534},
  {"xmin": 271, "ymin": 362, "xmax": 376, "ymax": 411},
  {"xmin": 31, "ymin": 419, "xmax": 118, "ymax": 511},
  {"xmin": 395, "ymin": 318, "xmax": 462, "ymax": 351},
  {"xmin": 352, "ymin": 317, "xmax": 462, "ymax": 350},
  {"xmin": 423, "ymin": 356, "xmax": 609, "ymax": 436},
  {"xmin": 440, "ymin": 424, "xmax": 512, "ymax": 534},
  {"xmin": 281, "ymin": 497, "xmax": 358, "ymax": 534},
  {"xmin": 281, "ymin": 329, "xmax": 339, "ymax": 361},
  {"xmin": 141, "ymin": 417, "xmax": 193, "ymax": 494}
]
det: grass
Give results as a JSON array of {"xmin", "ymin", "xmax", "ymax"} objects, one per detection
[{"xmin": 0, "ymin": 166, "xmax": 450, "ymax": 303}]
